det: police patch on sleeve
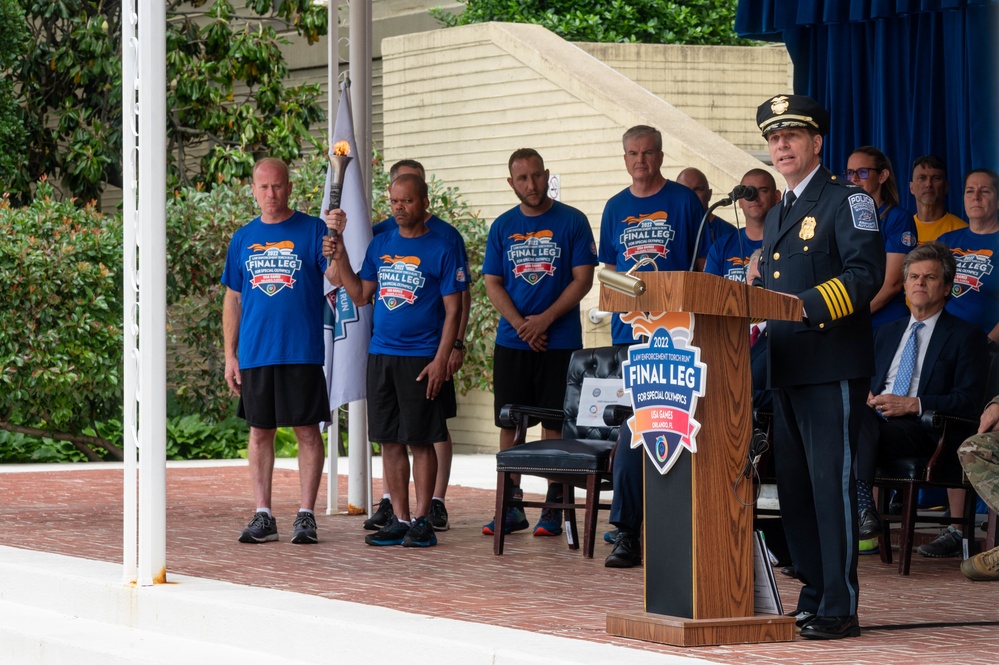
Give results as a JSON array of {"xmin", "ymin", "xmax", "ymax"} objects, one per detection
[{"xmin": 848, "ymin": 193, "xmax": 878, "ymax": 231}]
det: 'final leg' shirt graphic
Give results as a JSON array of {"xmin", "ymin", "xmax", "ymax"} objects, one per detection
[
  {"xmin": 245, "ymin": 240, "xmax": 303, "ymax": 295},
  {"xmin": 619, "ymin": 211, "xmax": 675, "ymax": 262},
  {"xmin": 506, "ymin": 230, "xmax": 562, "ymax": 284},
  {"xmin": 376, "ymin": 254, "xmax": 426, "ymax": 310},
  {"xmin": 937, "ymin": 227, "xmax": 999, "ymax": 335}
]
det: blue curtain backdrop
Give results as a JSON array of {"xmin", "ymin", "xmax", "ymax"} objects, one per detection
[{"xmin": 736, "ymin": 0, "xmax": 999, "ymax": 217}]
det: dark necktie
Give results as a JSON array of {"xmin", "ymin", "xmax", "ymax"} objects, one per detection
[
  {"xmin": 780, "ymin": 191, "xmax": 797, "ymax": 228},
  {"xmin": 750, "ymin": 324, "xmax": 761, "ymax": 347}
]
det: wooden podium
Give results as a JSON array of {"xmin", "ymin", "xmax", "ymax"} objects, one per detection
[{"xmin": 599, "ymin": 271, "xmax": 802, "ymax": 647}]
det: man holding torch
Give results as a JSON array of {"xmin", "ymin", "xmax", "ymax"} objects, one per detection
[{"xmin": 222, "ymin": 157, "xmax": 338, "ymax": 545}]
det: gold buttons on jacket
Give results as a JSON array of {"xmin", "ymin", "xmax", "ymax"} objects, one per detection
[
  {"xmin": 774, "ymin": 271, "xmax": 780, "ymax": 279},
  {"xmin": 803, "ymin": 246, "xmax": 809, "ymax": 252},
  {"xmin": 773, "ymin": 252, "xmax": 780, "ymax": 260},
  {"xmin": 819, "ymin": 323, "xmax": 825, "ymax": 329}
]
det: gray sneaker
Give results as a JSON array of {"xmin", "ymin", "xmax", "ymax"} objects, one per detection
[
  {"xmin": 916, "ymin": 526, "xmax": 963, "ymax": 558},
  {"xmin": 238, "ymin": 511, "xmax": 278, "ymax": 543},
  {"xmin": 291, "ymin": 510, "xmax": 318, "ymax": 544}
]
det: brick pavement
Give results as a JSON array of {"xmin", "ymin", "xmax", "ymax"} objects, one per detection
[{"xmin": 1, "ymin": 464, "xmax": 997, "ymax": 664}]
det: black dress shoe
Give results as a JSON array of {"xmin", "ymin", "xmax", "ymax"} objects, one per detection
[
  {"xmin": 605, "ymin": 532, "xmax": 642, "ymax": 568},
  {"xmin": 786, "ymin": 609, "xmax": 816, "ymax": 629},
  {"xmin": 799, "ymin": 615, "xmax": 860, "ymax": 640},
  {"xmin": 858, "ymin": 508, "xmax": 882, "ymax": 539},
  {"xmin": 780, "ymin": 565, "xmax": 796, "ymax": 578}
]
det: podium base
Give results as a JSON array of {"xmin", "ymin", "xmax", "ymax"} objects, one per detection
[{"xmin": 607, "ymin": 610, "xmax": 796, "ymax": 647}]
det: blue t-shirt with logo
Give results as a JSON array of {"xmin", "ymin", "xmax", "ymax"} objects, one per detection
[
  {"xmin": 937, "ymin": 226, "xmax": 999, "ymax": 335},
  {"xmin": 360, "ymin": 227, "xmax": 467, "ymax": 357},
  {"xmin": 220, "ymin": 211, "xmax": 328, "ymax": 369},
  {"xmin": 598, "ymin": 181, "xmax": 704, "ymax": 344},
  {"xmin": 872, "ymin": 204, "xmax": 918, "ymax": 328},
  {"xmin": 704, "ymin": 227, "xmax": 762, "ymax": 282},
  {"xmin": 483, "ymin": 200, "xmax": 598, "ymax": 350}
]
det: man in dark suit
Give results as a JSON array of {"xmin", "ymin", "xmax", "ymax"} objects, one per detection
[
  {"xmin": 856, "ymin": 243, "xmax": 989, "ymax": 541},
  {"xmin": 755, "ymin": 95, "xmax": 885, "ymax": 640}
]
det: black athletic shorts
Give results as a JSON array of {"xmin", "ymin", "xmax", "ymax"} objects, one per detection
[
  {"xmin": 237, "ymin": 364, "xmax": 330, "ymax": 430},
  {"xmin": 367, "ymin": 354, "xmax": 449, "ymax": 446},
  {"xmin": 492, "ymin": 344, "xmax": 575, "ymax": 430}
]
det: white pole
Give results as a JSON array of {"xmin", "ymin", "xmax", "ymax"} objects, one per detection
[
  {"xmin": 136, "ymin": 0, "xmax": 168, "ymax": 586},
  {"xmin": 121, "ymin": 0, "xmax": 139, "ymax": 584},
  {"xmin": 348, "ymin": 0, "xmax": 372, "ymax": 515},
  {"xmin": 324, "ymin": 0, "xmax": 340, "ymax": 516}
]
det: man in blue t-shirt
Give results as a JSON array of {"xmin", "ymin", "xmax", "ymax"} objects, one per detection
[
  {"xmin": 597, "ymin": 126, "xmax": 704, "ymax": 569},
  {"xmin": 482, "ymin": 148, "xmax": 597, "ymax": 537},
  {"xmin": 327, "ymin": 174, "xmax": 466, "ymax": 548},
  {"xmin": 598, "ymin": 126, "xmax": 706, "ymax": 345},
  {"xmin": 367, "ymin": 159, "xmax": 471, "ymax": 534},
  {"xmin": 221, "ymin": 158, "xmax": 337, "ymax": 546}
]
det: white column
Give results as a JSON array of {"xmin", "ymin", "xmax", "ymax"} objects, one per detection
[
  {"xmin": 121, "ymin": 0, "xmax": 139, "ymax": 584},
  {"xmin": 136, "ymin": 0, "xmax": 168, "ymax": 587}
]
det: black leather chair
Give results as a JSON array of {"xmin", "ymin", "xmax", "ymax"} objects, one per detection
[{"xmin": 493, "ymin": 346, "xmax": 628, "ymax": 558}]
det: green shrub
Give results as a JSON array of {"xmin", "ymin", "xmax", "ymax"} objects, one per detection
[{"xmin": 0, "ymin": 178, "xmax": 123, "ymax": 458}]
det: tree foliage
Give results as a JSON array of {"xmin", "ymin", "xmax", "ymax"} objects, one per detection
[
  {"xmin": 0, "ymin": 0, "xmax": 29, "ymax": 188},
  {"xmin": 431, "ymin": 0, "xmax": 749, "ymax": 45},
  {"xmin": 7, "ymin": 0, "xmax": 328, "ymax": 206}
]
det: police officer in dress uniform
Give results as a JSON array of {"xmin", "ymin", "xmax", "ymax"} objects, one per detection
[{"xmin": 754, "ymin": 95, "xmax": 885, "ymax": 640}]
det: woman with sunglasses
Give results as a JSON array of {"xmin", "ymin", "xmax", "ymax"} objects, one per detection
[{"xmin": 846, "ymin": 146, "xmax": 918, "ymax": 328}]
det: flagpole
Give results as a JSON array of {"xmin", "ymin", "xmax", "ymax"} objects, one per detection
[
  {"xmin": 349, "ymin": 0, "xmax": 373, "ymax": 517},
  {"xmin": 325, "ymin": 0, "xmax": 340, "ymax": 515}
]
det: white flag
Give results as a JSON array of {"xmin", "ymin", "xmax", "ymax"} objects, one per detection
[{"xmin": 321, "ymin": 80, "xmax": 372, "ymax": 417}]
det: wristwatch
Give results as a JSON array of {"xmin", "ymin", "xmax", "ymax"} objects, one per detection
[{"xmin": 453, "ymin": 339, "xmax": 466, "ymax": 351}]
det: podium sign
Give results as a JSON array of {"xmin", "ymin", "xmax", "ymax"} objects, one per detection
[{"xmin": 601, "ymin": 272, "xmax": 800, "ymax": 647}]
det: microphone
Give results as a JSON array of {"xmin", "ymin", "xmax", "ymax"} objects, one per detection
[
  {"xmin": 687, "ymin": 185, "xmax": 758, "ymax": 269},
  {"xmin": 729, "ymin": 185, "xmax": 758, "ymax": 202}
]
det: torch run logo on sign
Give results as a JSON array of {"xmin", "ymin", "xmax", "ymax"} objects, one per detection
[{"xmin": 622, "ymin": 318, "xmax": 706, "ymax": 475}]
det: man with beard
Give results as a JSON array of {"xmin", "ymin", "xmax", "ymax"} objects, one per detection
[{"xmin": 481, "ymin": 148, "xmax": 597, "ymax": 537}]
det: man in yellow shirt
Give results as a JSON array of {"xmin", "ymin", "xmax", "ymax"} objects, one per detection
[{"xmin": 910, "ymin": 154, "xmax": 968, "ymax": 243}]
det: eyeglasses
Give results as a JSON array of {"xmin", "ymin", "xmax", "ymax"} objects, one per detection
[{"xmin": 843, "ymin": 167, "xmax": 880, "ymax": 180}]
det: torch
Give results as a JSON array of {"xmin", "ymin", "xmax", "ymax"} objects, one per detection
[{"xmin": 326, "ymin": 140, "xmax": 352, "ymax": 238}]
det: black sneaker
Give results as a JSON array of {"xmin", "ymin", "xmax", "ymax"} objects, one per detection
[
  {"xmin": 363, "ymin": 497, "xmax": 394, "ymax": 531},
  {"xmin": 429, "ymin": 498, "xmax": 449, "ymax": 531},
  {"xmin": 291, "ymin": 510, "xmax": 318, "ymax": 544},
  {"xmin": 238, "ymin": 511, "xmax": 278, "ymax": 543},
  {"xmin": 365, "ymin": 515, "xmax": 409, "ymax": 546},
  {"xmin": 402, "ymin": 516, "xmax": 438, "ymax": 548},
  {"xmin": 917, "ymin": 526, "xmax": 963, "ymax": 558}
]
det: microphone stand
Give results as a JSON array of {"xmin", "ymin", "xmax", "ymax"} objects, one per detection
[{"xmin": 688, "ymin": 197, "xmax": 735, "ymax": 272}]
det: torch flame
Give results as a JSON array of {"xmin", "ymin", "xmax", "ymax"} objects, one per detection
[{"xmin": 333, "ymin": 140, "xmax": 350, "ymax": 156}]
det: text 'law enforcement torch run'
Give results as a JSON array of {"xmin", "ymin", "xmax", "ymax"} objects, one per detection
[{"xmin": 327, "ymin": 140, "xmax": 352, "ymax": 238}]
